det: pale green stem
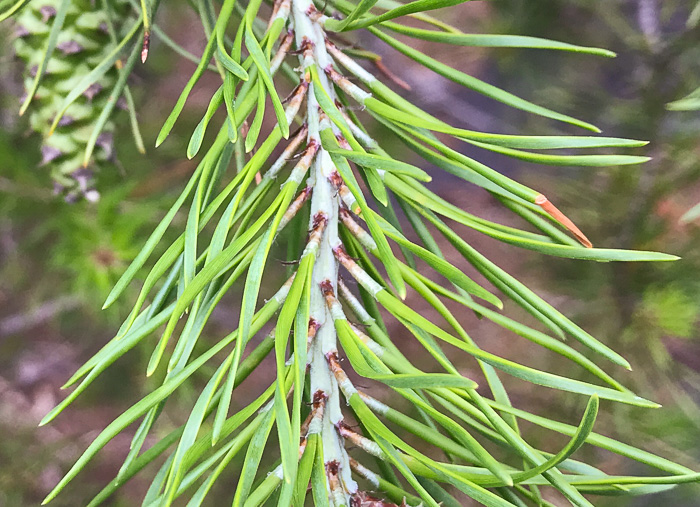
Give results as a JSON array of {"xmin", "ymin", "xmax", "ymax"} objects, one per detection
[{"xmin": 291, "ymin": 0, "xmax": 357, "ymax": 503}]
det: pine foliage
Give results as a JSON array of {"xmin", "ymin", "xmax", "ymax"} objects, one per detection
[{"xmin": 2, "ymin": 0, "xmax": 699, "ymax": 505}]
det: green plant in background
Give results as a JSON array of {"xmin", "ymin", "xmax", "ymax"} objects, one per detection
[
  {"xmin": 0, "ymin": 135, "xmax": 171, "ymax": 323},
  {"xmin": 9, "ymin": 0, "xmax": 143, "ymax": 200},
  {"xmin": 3, "ymin": 0, "xmax": 700, "ymax": 505}
]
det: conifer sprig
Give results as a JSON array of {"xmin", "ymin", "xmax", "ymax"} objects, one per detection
[
  {"xmin": 6, "ymin": 0, "xmax": 697, "ymax": 505},
  {"xmin": 11, "ymin": 0, "xmax": 147, "ymax": 199}
]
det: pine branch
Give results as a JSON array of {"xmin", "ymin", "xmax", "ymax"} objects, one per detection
[{"xmin": 4, "ymin": 0, "xmax": 698, "ymax": 505}]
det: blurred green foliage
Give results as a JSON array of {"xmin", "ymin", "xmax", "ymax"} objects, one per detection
[{"xmin": 0, "ymin": 122, "xmax": 174, "ymax": 322}]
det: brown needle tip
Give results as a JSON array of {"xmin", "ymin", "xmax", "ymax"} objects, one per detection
[{"xmin": 536, "ymin": 194, "xmax": 593, "ymax": 248}]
